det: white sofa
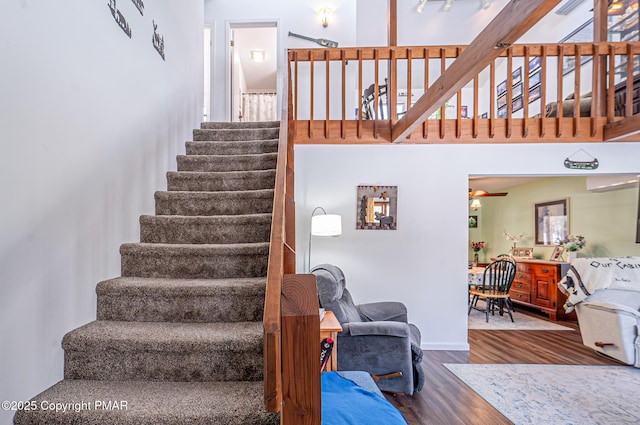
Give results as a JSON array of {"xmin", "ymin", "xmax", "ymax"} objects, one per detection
[{"xmin": 558, "ymin": 257, "xmax": 640, "ymax": 367}]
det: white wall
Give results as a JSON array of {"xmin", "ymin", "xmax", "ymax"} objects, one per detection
[
  {"xmin": 0, "ymin": 1, "xmax": 203, "ymax": 422},
  {"xmin": 295, "ymin": 142, "xmax": 640, "ymax": 350}
]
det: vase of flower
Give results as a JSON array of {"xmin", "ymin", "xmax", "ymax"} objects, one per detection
[
  {"xmin": 470, "ymin": 240, "xmax": 485, "ymax": 267},
  {"xmin": 560, "ymin": 235, "xmax": 586, "ymax": 264}
]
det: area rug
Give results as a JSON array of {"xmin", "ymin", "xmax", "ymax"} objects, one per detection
[
  {"xmin": 468, "ymin": 300, "xmax": 573, "ymax": 331},
  {"xmin": 444, "ymin": 363, "xmax": 640, "ymax": 425}
]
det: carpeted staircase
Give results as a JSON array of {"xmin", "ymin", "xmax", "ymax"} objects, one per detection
[{"xmin": 14, "ymin": 122, "xmax": 281, "ymax": 424}]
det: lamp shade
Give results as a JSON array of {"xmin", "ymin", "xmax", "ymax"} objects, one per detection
[
  {"xmin": 470, "ymin": 199, "xmax": 482, "ymax": 210},
  {"xmin": 311, "ymin": 214, "xmax": 342, "ymax": 236}
]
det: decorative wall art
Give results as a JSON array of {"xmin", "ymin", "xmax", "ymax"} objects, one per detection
[
  {"xmin": 529, "ymin": 85, "xmax": 541, "ymax": 103},
  {"xmin": 512, "ymin": 67, "xmax": 522, "ymax": 86},
  {"xmin": 357, "ymin": 185, "xmax": 397, "ymax": 230},
  {"xmin": 529, "ymin": 56, "xmax": 541, "ymax": 74},
  {"xmin": 131, "ymin": 0, "xmax": 144, "ymax": 16},
  {"xmin": 512, "ymin": 96, "xmax": 523, "ymax": 113},
  {"xmin": 469, "ymin": 215, "xmax": 478, "ymax": 228},
  {"xmin": 534, "ymin": 198, "xmax": 569, "ymax": 246},
  {"xmin": 108, "ymin": 0, "xmax": 132, "ymax": 38},
  {"xmin": 153, "ymin": 20, "xmax": 166, "ymax": 61},
  {"xmin": 564, "ymin": 149, "xmax": 599, "ymax": 170}
]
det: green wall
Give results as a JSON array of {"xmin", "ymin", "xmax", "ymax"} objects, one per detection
[{"xmin": 469, "ymin": 177, "xmax": 640, "ymax": 262}]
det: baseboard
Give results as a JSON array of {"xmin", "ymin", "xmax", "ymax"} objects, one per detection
[{"xmin": 421, "ymin": 342, "xmax": 469, "ymax": 351}]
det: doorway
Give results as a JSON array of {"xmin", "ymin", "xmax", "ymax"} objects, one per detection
[{"xmin": 227, "ymin": 22, "xmax": 278, "ymax": 122}]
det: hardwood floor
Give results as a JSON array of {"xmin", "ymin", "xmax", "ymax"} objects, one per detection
[{"xmin": 386, "ymin": 314, "xmax": 619, "ymax": 425}]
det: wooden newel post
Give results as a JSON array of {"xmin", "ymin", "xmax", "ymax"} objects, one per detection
[{"xmin": 280, "ymin": 274, "xmax": 321, "ymax": 425}]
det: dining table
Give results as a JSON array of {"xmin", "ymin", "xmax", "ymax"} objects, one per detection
[{"xmin": 468, "ymin": 266, "xmax": 486, "ymax": 288}]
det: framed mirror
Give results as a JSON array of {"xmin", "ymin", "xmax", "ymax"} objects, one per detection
[
  {"xmin": 357, "ymin": 185, "xmax": 397, "ymax": 230},
  {"xmin": 534, "ymin": 198, "xmax": 569, "ymax": 245}
]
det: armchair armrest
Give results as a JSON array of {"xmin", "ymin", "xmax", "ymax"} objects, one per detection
[
  {"xmin": 345, "ymin": 321, "xmax": 410, "ymax": 338},
  {"xmin": 358, "ymin": 302, "xmax": 408, "ymax": 323}
]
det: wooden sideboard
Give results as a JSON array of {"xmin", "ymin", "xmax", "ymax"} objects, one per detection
[{"xmin": 510, "ymin": 260, "xmax": 575, "ymax": 321}]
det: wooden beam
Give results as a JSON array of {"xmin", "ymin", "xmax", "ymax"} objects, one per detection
[
  {"xmin": 603, "ymin": 115, "xmax": 640, "ymax": 141},
  {"xmin": 593, "ymin": 0, "xmax": 608, "ymax": 116},
  {"xmin": 391, "ymin": 0, "xmax": 562, "ymax": 143},
  {"xmin": 388, "ymin": 0, "xmax": 397, "ymax": 47}
]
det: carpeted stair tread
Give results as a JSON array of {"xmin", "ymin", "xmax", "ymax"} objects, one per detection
[
  {"xmin": 97, "ymin": 277, "xmax": 265, "ymax": 322},
  {"xmin": 63, "ymin": 321, "xmax": 263, "ymax": 381},
  {"xmin": 193, "ymin": 128, "xmax": 279, "ymax": 141},
  {"xmin": 186, "ymin": 139, "xmax": 278, "ymax": 155},
  {"xmin": 201, "ymin": 121, "xmax": 279, "ymax": 129},
  {"xmin": 167, "ymin": 170, "xmax": 275, "ymax": 192},
  {"xmin": 63, "ymin": 320, "xmax": 262, "ymax": 351},
  {"xmin": 154, "ymin": 190, "xmax": 274, "ymax": 216},
  {"xmin": 139, "ymin": 214, "xmax": 272, "ymax": 244},
  {"xmin": 13, "ymin": 380, "xmax": 278, "ymax": 425},
  {"xmin": 120, "ymin": 242, "xmax": 269, "ymax": 279},
  {"xmin": 177, "ymin": 153, "xmax": 277, "ymax": 172}
]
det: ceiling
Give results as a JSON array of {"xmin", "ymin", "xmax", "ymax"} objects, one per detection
[{"xmin": 233, "ymin": 27, "xmax": 277, "ymax": 91}]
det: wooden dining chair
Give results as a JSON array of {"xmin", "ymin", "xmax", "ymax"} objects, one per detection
[{"xmin": 468, "ymin": 257, "xmax": 517, "ymax": 322}]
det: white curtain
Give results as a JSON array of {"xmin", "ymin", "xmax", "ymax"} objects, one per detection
[{"xmin": 242, "ymin": 92, "xmax": 277, "ymax": 122}]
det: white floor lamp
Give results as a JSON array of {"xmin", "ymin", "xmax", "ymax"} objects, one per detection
[{"xmin": 308, "ymin": 207, "xmax": 342, "ymax": 272}]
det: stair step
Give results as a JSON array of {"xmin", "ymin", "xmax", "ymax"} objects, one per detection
[
  {"xmin": 193, "ymin": 128, "xmax": 279, "ymax": 141},
  {"xmin": 120, "ymin": 243, "xmax": 269, "ymax": 279},
  {"xmin": 140, "ymin": 214, "xmax": 271, "ymax": 244},
  {"xmin": 201, "ymin": 121, "xmax": 279, "ymax": 129},
  {"xmin": 62, "ymin": 321, "xmax": 263, "ymax": 382},
  {"xmin": 177, "ymin": 153, "xmax": 277, "ymax": 172},
  {"xmin": 97, "ymin": 277, "xmax": 265, "ymax": 323},
  {"xmin": 14, "ymin": 380, "xmax": 279, "ymax": 424},
  {"xmin": 167, "ymin": 170, "xmax": 275, "ymax": 192},
  {"xmin": 186, "ymin": 139, "xmax": 278, "ymax": 155},
  {"xmin": 154, "ymin": 190, "xmax": 274, "ymax": 216}
]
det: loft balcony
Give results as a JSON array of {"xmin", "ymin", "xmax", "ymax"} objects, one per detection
[{"xmin": 287, "ymin": 42, "xmax": 640, "ymax": 144}]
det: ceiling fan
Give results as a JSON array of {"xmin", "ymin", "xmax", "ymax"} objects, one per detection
[{"xmin": 468, "ymin": 188, "xmax": 508, "ymax": 199}]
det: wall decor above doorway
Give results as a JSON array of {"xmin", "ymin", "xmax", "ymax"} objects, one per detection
[{"xmin": 357, "ymin": 185, "xmax": 397, "ymax": 230}]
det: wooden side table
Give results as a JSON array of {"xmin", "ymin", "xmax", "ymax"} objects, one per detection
[{"xmin": 320, "ymin": 310, "xmax": 342, "ymax": 371}]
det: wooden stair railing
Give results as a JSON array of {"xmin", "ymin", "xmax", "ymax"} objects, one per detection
[
  {"xmin": 287, "ymin": 41, "xmax": 639, "ymax": 144},
  {"xmin": 264, "ymin": 67, "xmax": 321, "ymax": 424}
]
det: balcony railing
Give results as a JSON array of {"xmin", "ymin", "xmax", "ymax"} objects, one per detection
[{"xmin": 288, "ymin": 42, "xmax": 640, "ymax": 143}]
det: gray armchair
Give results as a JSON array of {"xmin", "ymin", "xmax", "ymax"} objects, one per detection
[{"xmin": 311, "ymin": 264, "xmax": 424, "ymax": 395}]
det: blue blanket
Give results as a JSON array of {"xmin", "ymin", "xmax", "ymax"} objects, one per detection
[{"xmin": 322, "ymin": 372, "xmax": 407, "ymax": 424}]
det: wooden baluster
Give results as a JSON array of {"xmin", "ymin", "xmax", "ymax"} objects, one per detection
[
  {"xmin": 357, "ymin": 49, "xmax": 363, "ymax": 139},
  {"xmin": 406, "ymin": 47, "xmax": 412, "ymax": 125},
  {"xmin": 573, "ymin": 44, "xmax": 581, "ymax": 137},
  {"xmin": 557, "ymin": 46, "xmax": 564, "ymax": 138},
  {"xmin": 374, "ymin": 48, "xmax": 380, "ymax": 139},
  {"xmin": 506, "ymin": 48, "xmax": 513, "ymax": 139},
  {"xmin": 489, "ymin": 61, "xmax": 495, "ymax": 138},
  {"xmin": 591, "ymin": 43, "xmax": 599, "ymax": 137},
  {"xmin": 341, "ymin": 49, "xmax": 346, "ymax": 139},
  {"xmin": 540, "ymin": 45, "xmax": 547, "ymax": 138},
  {"xmin": 423, "ymin": 47, "xmax": 429, "ymax": 139},
  {"xmin": 473, "ymin": 74, "xmax": 478, "ymax": 138},
  {"xmin": 607, "ymin": 44, "xmax": 615, "ymax": 123},
  {"xmin": 293, "ymin": 51, "xmax": 299, "ymax": 139},
  {"xmin": 523, "ymin": 46, "xmax": 530, "ymax": 138},
  {"xmin": 309, "ymin": 52, "xmax": 314, "ymax": 140},
  {"xmin": 440, "ymin": 47, "xmax": 446, "ymax": 139},
  {"xmin": 456, "ymin": 46, "xmax": 462, "ymax": 139},
  {"xmin": 390, "ymin": 48, "xmax": 397, "ymax": 126},
  {"xmin": 325, "ymin": 49, "xmax": 330, "ymax": 139},
  {"xmin": 626, "ymin": 43, "xmax": 634, "ymax": 118}
]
